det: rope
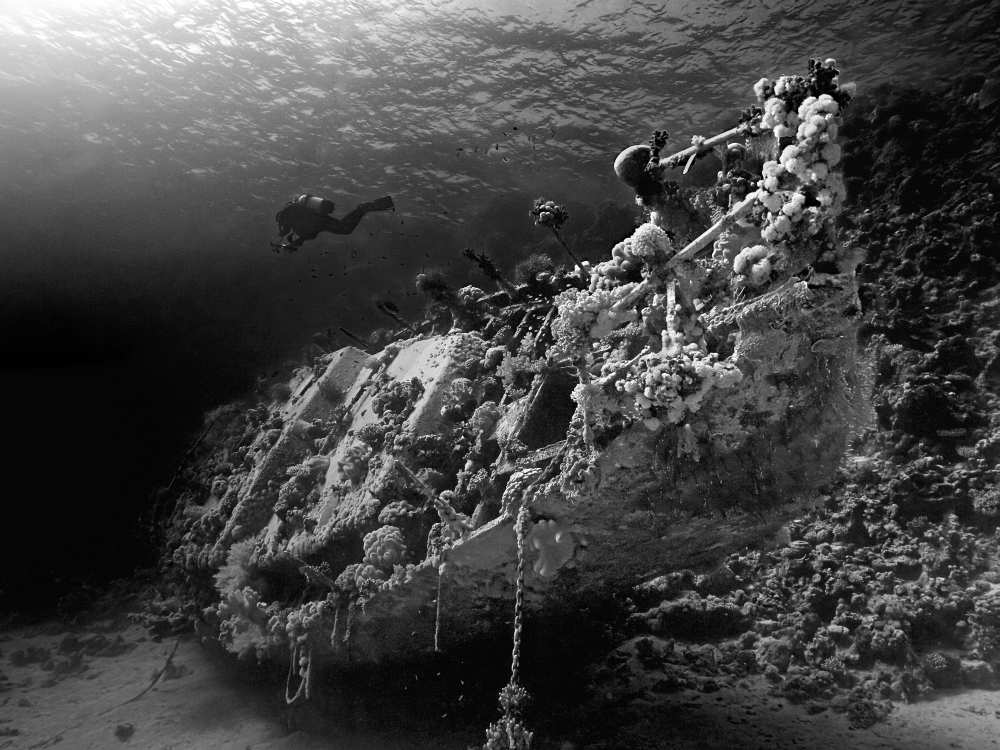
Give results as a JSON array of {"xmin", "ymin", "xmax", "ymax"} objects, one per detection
[
  {"xmin": 344, "ymin": 601, "xmax": 355, "ymax": 660},
  {"xmin": 330, "ymin": 603, "xmax": 340, "ymax": 650},
  {"xmin": 284, "ymin": 640, "xmax": 312, "ymax": 705},
  {"xmin": 435, "ymin": 561, "xmax": 445, "ymax": 652},
  {"xmin": 576, "ymin": 355, "xmax": 595, "ymax": 449}
]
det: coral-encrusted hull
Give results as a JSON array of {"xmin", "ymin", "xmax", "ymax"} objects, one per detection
[
  {"xmin": 527, "ymin": 279, "xmax": 862, "ymax": 585},
  {"xmin": 329, "ymin": 276, "xmax": 863, "ymax": 666},
  {"xmin": 328, "ymin": 273, "xmax": 863, "ymax": 665},
  {"xmin": 171, "ymin": 300, "xmax": 860, "ymax": 666},
  {"xmin": 162, "ymin": 59, "xmax": 864, "ymax": 670},
  {"xmin": 210, "ymin": 276, "xmax": 859, "ymax": 667},
  {"xmin": 209, "ymin": 347, "xmax": 376, "ymax": 565}
]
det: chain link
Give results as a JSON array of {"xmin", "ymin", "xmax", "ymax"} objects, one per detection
[
  {"xmin": 483, "ymin": 441, "xmax": 571, "ymax": 749},
  {"xmin": 509, "ymin": 497, "xmax": 530, "ymax": 686}
]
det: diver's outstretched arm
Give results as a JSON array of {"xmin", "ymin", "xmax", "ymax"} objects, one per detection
[{"xmin": 321, "ymin": 196, "xmax": 394, "ymax": 235}]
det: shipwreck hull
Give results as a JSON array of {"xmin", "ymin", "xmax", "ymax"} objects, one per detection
[
  {"xmin": 332, "ymin": 500, "xmax": 816, "ymax": 665},
  {"xmin": 175, "ymin": 270, "xmax": 860, "ymax": 667},
  {"xmin": 163, "ymin": 62, "xmax": 864, "ymax": 670}
]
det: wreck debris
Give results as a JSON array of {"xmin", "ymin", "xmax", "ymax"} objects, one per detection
[
  {"xmin": 114, "ymin": 639, "xmax": 181, "ymax": 708},
  {"xmin": 374, "ymin": 299, "xmax": 417, "ymax": 334},
  {"xmin": 338, "ymin": 326, "xmax": 372, "ymax": 351},
  {"xmin": 464, "ymin": 246, "xmax": 520, "ymax": 298}
]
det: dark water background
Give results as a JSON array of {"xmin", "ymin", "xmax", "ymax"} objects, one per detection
[{"xmin": 1, "ymin": 0, "xmax": 997, "ymax": 610}]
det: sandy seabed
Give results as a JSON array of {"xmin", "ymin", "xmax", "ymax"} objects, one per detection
[
  {"xmin": 0, "ymin": 618, "xmax": 470, "ymax": 750},
  {"xmin": 2, "ymin": 617, "xmax": 999, "ymax": 750}
]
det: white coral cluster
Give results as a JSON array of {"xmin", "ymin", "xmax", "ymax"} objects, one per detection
[
  {"xmin": 469, "ymin": 400, "xmax": 500, "ymax": 434},
  {"xmin": 552, "ymin": 221, "xmax": 745, "ymax": 431},
  {"xmin": 361, "ymin": 524, "xmax": 408, "ymax": 570},
  {"xmin": 217, "ymin": 585, "xmax": 269, "ymax": 624},
  {"xmin": 614, "ymin": 344, "xmax": 743, "ymax": 426},
  {"xmin": 284, "ymin": 598, "xmax": 335, "ymax": 645},
  {"xmin": 215, "ymin": 585, "xmax": 282, "ymax": 657},
  {"xmin": 338, "ymin": 442, "xmax": 373, "ymax": 485},
  {"xmin": 551, "ymin": 284, "xmax": 640, "ymax": 352},
  {"xmin": 548, "ymin": 59, "xmax": 853, "ymax": 440},
  {"xmin": 445, "ymin": 331, "xmax": 488, "ymax": 362},
  {"xmin": 755, "ymin": 166, "xmax": 826, "ymax": 249},
  {"xmin": 592, "ymin": 223, "xmax": 675, "ymax": 289},
  {"xmin": 440, "ymin": 377, "xmax": 476, "ymax": 419},
  {"xmin": 756, "ymin": 75, "xmax": 809, "ymax": 138},
  {"xmin": 738, "ymin": 72, "xmax": 848, "ymax": 288},
  {"xmin": 334, "ymin": 561, "xmax": 386, "ymax": 598},
  {"xmin": 732, "ymin": 244, "xmax": 774, "ymax": 288},
  {"xmin": 500, "ymin": 467, "xmax": 543, "ymax": 515},
  {"xmin": 482, "ymin": 344, "xmax": 506, "ymax": 370},
  {"xmin": 781, "ymin": 94, "xmax": 847, "ymax": 207}
]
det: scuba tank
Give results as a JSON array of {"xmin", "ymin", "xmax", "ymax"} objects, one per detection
[{"xmin": 295, "ymin": 194, "xmax": 335, "ymax": 215}]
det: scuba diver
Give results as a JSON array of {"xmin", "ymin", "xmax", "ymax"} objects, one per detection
[{"xmin": 271, "ymin": 193, "xmax": 395, "ymax": 252}]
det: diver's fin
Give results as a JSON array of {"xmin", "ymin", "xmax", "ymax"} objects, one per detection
[{"xmin": 369, "ymin": 195, "xmax": 395, "ymax": 212}]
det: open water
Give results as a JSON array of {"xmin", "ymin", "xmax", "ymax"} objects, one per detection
[{"xmin": 1, "ymin": 0, "xmax": 997, "ymax": 606}]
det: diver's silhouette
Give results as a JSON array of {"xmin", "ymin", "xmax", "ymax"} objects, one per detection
[{"xmin": 272, "ymin": 194, "xmax": 394, "ymax": 252}]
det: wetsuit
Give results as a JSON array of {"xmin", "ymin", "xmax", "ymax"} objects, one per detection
[{"xmin": 274, "ymin": 195, "xmax": 394, "ymax": 251}]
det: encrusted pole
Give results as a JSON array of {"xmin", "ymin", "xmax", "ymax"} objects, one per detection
[{"xmin": 530, "ymin": 198, "xmax": 587, "ymax": 280}]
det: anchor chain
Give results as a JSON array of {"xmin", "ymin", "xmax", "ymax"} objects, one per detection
[{"xmin": 482, "ymin": 496, "xmax": 534, "ymax": 750}]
